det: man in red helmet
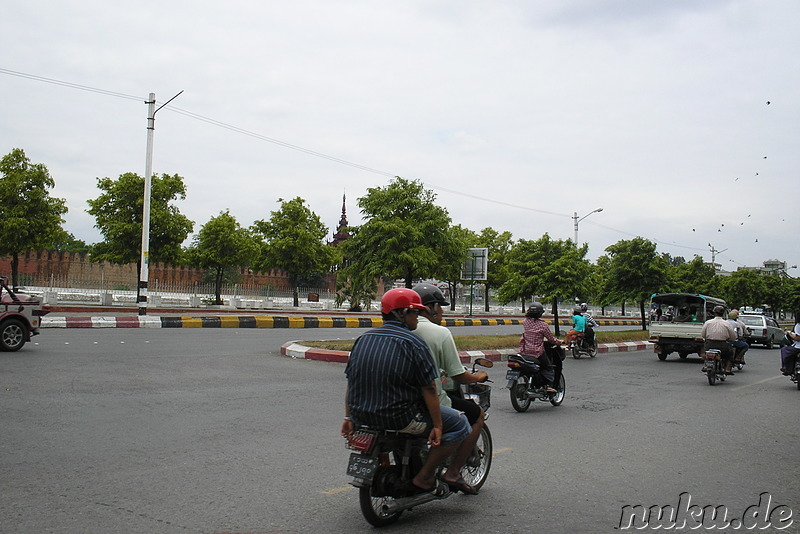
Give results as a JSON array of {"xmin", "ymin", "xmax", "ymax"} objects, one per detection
[{"xmin": 341, "ymin": 288, "xmax": 471, "ymax": 495}]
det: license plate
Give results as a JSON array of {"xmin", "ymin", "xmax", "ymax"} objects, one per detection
[
  {"xmin": 506, "ymin": 370, "xmax": 520, "ymax": 380},
  {"xmin": 347, "ymin": 453, "xmax": 377, "ymax": 479}
]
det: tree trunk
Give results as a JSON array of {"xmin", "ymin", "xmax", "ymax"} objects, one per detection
[
  {"xmin": 552, "ymin": 299, "xmax": 561, "ymax": 336},
  {"xmin": 215, "ymin": 266, "xmax": 223, "ymax": 305},
  {"xmin": 639, "ymin": 300, "xmax": 647, "ymax": 331},
  {"xmin": 484, "ymin": 284, "xmax": 490, "ymax": 313},
  {"xmin": 292, "ymin": 274, "xmax": 299, "ymax": 307},
  {"xmin": 10, "ymin": 252, "xmax": 19, "ymax": 290}
]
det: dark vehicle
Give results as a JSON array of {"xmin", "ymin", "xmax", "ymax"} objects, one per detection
[
  {"xmin": 344, "ymin": 358, "xmax": 493, "ymax": 527},
  {"xmin": 506, "ymin": 341, "xmax": 566, "ymax": 412},
  {"xmin": 1, "ymin": 277, "xmax": 49, "ymax": 352},
  {"xmin": 701, "ymin": 348, "xmax": 729, "ymax": 385},
  {"xmin": 567, "ymin": 330, "xmax": 597, "ymax": 359},
  {"xmin": 648, "ymin": 293, "xmax": 727, "ymax": 360},
  {"xmin": 739, "ymin": 313, "xmax": 783, "ymax": 349}
]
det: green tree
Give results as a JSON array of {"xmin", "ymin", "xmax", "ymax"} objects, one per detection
[
  {"xmin": 54, "ymin": 233, "xmax": 92, "ymax": 254},
  {"xmin": 499, "ymin": 234, "xmax": 591, "ymax": 335},
  {"xmin": 666, "ymin": 255, "xmax": 717, "ymax": 295},
  {"xmin": 341, "ymin": 177, "xmax": 453, "ymax": 288},
  {"xmin": 86, "ymin": 172, "xmax": 193, "ymax": 278},
  {"xmin": 602, "ymin": 237, "xmax": 668, "ymax": 330},
  {"xmin": 186, "ymin": 210, "xmax": 258, "ymax": 305},
  {"xmin": 475, "ymin": 227, "xmax": 514, "ymax": 313},
  {"xmin": 716, "ymin": 269, "xmax": 764, "ymax": 310},
  {"xmin": 0, "ymin": 148, "xmax": 68, "ymax": 288},
  {"xmin": 437, "ymin": 224, "xmax": 477, "ymax": 312},
  {"xmin": 252, "ymin": 197, "xmax": 338, "ymax": 307}
]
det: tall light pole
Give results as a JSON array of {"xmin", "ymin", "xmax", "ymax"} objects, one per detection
[
  {"xmin": 573, "ymin": 207, "xmax": 603, "ymax": 244},
  {"xmin": 139, "ymin": 90, "xmax": 182, "ymax": 316}
]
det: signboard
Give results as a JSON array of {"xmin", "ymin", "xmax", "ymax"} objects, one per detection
[{"xmin": 461, "ymin": 248, "xmax": 488, "ymax": 281}]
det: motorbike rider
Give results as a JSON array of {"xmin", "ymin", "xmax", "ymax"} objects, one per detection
[
  {"xmin": 519, "ymin": 301, "xmax": 564, "ymax": 394},
  {"xmin": 700, "ymin": 305, "xmax": 737, "ymax": 375},
  {"xmin": 411, "ymin": 283, "xmax": 487, "ymax": 495},
  {"xmin": 341, "ymin": 288, "xmax": 471, "ymax": 496},
  {"xmin": 780, "ymin": 311, "xmax": 800, "ymax": 375},
  {"xmin": 580, "ymin": 302, "xmax": 598, "ymax": 346},
  {"xmin": 568, "ymin": 306, "xmax": 587, "ymax": 349},
  {"xmin": 726, "ymin": 309, "xmax": 750, "ymax": 365}
]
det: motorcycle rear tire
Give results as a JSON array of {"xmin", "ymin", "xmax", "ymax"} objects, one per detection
[
  {"xmin": 572, "ymin": 345, "xmax": 581, "ymax": 359},
  {"xmin": 588, "ymin": 341, "xmax": 597, "ymax": 358},
  {"xmin": 359, "ymin": 485, "xmax": 402, "ymax": 527},
  {"xmin": 707, "ymin": 370, "xmax": 716, "ymax": 386},
  {"xmin": 550, "ymin": 374, "xmax": 566, "ymax": 406},
  {"xmin": 510, "ymin": 379, "xmax": 532, "ymax": 412}
]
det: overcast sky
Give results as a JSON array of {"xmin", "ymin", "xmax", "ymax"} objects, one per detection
[{"xmin": 2, "ymin": 1, "xmax": 797, "ymax": 273}]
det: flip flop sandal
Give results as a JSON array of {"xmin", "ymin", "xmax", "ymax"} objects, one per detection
[{"xmin": 443, "ymin": 476, "xmax": 479, "ymax": 495}]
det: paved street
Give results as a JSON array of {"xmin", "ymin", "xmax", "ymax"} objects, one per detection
[{"xmin": 1, "ymin": 328, "xmax": 797, "ymax": 533}]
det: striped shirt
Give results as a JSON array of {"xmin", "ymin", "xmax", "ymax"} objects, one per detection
[{"xmin": 345, "ymin": 321, "xmax": 438, "ymax": 430}]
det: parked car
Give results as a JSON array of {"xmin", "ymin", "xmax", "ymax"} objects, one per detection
[
  {"xmin": 739, "ymin": 313, "xmax": 784, "ymax": 349},
  {"xmin": 1, "ymin": 277, "xmax": 49, "ymax": 352}
]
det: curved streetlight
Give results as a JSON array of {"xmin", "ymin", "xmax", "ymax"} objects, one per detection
[{"xmin": 573, "ymin": 208, "xmax": 603, "ymax": 244}]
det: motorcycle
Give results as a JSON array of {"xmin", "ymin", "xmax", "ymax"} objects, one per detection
[
  {"xmin": 344, "ymin": 358, "xmax": 493, "ymax": 527},
  {"xmin": 506, "ymin": 342, "xmax": 566, "ymax": 412},
  {"xmin": 701, "ymin": 348, "xmax": 729, "ymax": 385},
  {"xmin": 567, "ymin": 330, "xmax": 597, "ymax": 359}
]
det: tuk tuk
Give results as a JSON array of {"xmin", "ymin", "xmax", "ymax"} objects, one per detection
[
  {"xmin": 648, "ymin": 292, "xmax": 727, "ymax": 360},
  {"xmin": 0, "ymin": 277, "xmax": 50, "ymax": 351}
]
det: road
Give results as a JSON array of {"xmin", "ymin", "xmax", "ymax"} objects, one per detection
[{"xmin": 2, "ymin": 328, "xmax": 797, "ymax": 533}]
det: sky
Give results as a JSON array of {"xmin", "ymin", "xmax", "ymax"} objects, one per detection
[{"xmin": 1, "ymin": 1, "xmax": 798, "ymax": 274}]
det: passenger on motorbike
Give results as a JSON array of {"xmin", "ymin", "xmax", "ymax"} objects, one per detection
[
  {"xmin": 519, "ymin": 302, "xmax": 564, "ymax": 393},
  {"xmin": 411, "ymin": 283, "xmax": 487, "ymax": 495},
  {"xmin": 341, "ymin": 288, "xmax": 471, "ymax": 496},
  {"xmin": 780, "ymin": 311, "xmax": 800, "ymax": 375},
  {"xmin": 701, "ymin": 305, "xmax": 737, "ymax": 375},
  {"xmin": 580, "ymin": 302, "xmax": 598, "ymax": 346},
  {"xmin": 567, "ymin": 307, "xmax": 587, "ymax": 349},
  {"xmin": 726, "ymin": 309, "xmax": 750, "ymax": 364}
]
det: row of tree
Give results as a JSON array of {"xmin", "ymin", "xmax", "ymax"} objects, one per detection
[{"xmin": 2, "ymin": 148, "xmax": 799, "ymax": 323}]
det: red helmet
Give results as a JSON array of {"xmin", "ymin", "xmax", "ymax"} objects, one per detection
[{"xmin": 381, "ymin": 288, "xmax": 428, "ymax": 314}]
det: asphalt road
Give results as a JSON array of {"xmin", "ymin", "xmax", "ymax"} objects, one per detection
[{"xmin": 2, "ymin": 328, "xmax": 798, "ymax": 533}]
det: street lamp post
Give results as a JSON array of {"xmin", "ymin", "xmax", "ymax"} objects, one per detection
[{"xmin": 572, "ymin": 208, "xmax": 603, "ymax": 244}]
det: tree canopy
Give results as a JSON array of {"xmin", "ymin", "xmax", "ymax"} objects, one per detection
[
  {"xmin": 186, "ymin": 210, "xmax": 258, "ymax": 305},
  {"xmin": 341, "ymin": 177, "xmax": 454, "ymax": 288},
  {"xmin": 251, "ymin": 197, "xmax": 338, "ymax": 307},
  {"xmin": 86, "ymin": 172, "xmax": 193, "ymax": 268},
  {"xmin": 0, "ymin": 148, "xmax": 68, "ymax": 287}
]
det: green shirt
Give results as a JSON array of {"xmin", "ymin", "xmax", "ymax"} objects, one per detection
[{"xmin": 413, "ymin": 316, "xmax": 465, "ymax": 407}]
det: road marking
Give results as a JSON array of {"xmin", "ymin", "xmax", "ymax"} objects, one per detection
[
  {"xmin": 729, "ymin": 375, "xmax": 783, "ymax": 392},
  {"xmin": 322, "ymin": 486, "xmax": 354, "ymax": 495},
  {"xmin": 493, "ymin": 447, "xmax": 512, "ymax": 457}
]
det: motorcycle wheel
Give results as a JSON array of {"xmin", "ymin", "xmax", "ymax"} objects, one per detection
[
  {"xmin": 359, "ymin": 484, "xmax": 402, "ymax": 527},
  {"xmin": 550, "ymin": 374, "xmax": 566, "ymax": 406},
  {"xmin": 588, "ymin": 341, "xmax": 597, "ymax": 358},
  {"xmin": 796, "ymin": 374, "xmax": 800, "ymax": 391},
  {"xmin": 460, "ymin": 424, "xmax": 492, "ymax": 490},
  {"xmin": 572, "ymin": 345, "xmax": 581, "ymax": 359},
  {"xmin": 707, "ymin": 370, "xmax": 716, "ymax": 386},
  {"xmin": 509, "ymin": 378, "xmax": 532, "ymax": 412}
]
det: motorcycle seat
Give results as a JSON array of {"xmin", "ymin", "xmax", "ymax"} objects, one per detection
[{"xmin": 510, "ymin": 354, "xmax": 540, "ymax": 365}]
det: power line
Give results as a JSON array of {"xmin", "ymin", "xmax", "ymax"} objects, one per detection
[{"xmin": 0, "ymin": 67, "xmax": 743, "ymax": 264}]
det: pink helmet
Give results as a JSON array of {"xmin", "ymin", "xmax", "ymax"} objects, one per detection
[{"xmin": 381, "ymin": 288, "xmax": 428, "ymax": 314}]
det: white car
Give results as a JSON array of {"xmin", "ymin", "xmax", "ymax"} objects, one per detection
[{"xmin": 739, "ymin": 314, "xmax": 784, "ymax": 349}]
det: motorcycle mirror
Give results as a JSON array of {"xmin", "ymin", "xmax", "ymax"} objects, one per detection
[{"xmin": 473, "ymin": 357, "xmax": 494, "ymax": 368}]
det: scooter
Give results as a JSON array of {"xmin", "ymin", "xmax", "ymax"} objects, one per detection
[
  {"xmin": 344, "ymin": 358, "xmax": 493, "ymax": 527},
  {"xmin": 567, "ymin": 330, "xmax": 597, "ymax": 359},
  {"xmin": 505, "ymin": 342, "xmax": 566, "ymax": 412}
]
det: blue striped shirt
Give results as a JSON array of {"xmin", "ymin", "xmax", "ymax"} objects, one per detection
[{"xmin": 345, "ymin": 321, "xmax": 438, "ymax": 430}]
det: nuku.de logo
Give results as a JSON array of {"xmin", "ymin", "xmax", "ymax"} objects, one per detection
[{"xmin": 618, "ymin": 492, "xmax": 793, "ymax": 530}]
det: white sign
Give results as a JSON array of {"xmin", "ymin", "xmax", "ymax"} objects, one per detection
[{"xmin": 461, "ymin": 248, "xmax": 488, "ymax": 281}]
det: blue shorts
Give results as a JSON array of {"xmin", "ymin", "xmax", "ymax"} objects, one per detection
[{"xmin": 429, "ymin": 405, "xmax": 471, "ymax": 446}]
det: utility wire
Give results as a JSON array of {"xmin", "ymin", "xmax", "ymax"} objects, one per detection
[{"xmin": 0, "ymin": 67, "xmax": 734, "ymax": 263}]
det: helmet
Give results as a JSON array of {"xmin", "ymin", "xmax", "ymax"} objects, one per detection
[
  {"xmin": 526, "ymin": 302, "xmax": 544, "ymax": 318},
  {"xmin": 411, "ymin": 283, "xmax": 450, "ymax": 307},
  {"xmin": 573, "ymin": 307, "xmax": 583, "ymax": 316},
  {"xmin": 713, "ymin": 305, "xmax": 726, "ymax": 316},
  {"xmin": 580, "ymin": 302, "xmax": 589, "ymax": 312},
  {"xmin": 381, "ymin": 288, "xmax": 428, "ymax": 314},
  {"xmin": 729, "ymin": 309, "xmax": 739, "ymax": 319}
]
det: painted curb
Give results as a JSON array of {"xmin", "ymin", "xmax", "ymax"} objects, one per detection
[
  {"xmin": 281, "ymin": 340, "xmax": 651, "ymax": 363},
  {"xmin": 41, "ymin": 315, "xmax": 644, "ymax": 329}
]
